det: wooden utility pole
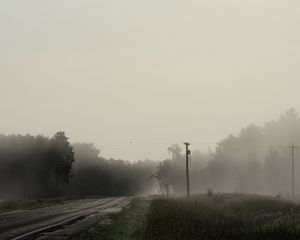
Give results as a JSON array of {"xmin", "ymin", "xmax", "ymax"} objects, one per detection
[
  {"xmin": 184, "ymin": 142, "xmax": 191, "ymax": 197},
  {"xmin": 290, "ymin": 145, "xmax": 299, "ymax": 200}
]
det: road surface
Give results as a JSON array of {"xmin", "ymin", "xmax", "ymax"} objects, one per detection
[{"xmin": 0, "ymin": 197, "xmax": 131, "ymax": 240}]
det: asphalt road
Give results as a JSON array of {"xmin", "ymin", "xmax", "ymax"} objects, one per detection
[{"xmin": 0, "ymin": 197, "xmax": 131, "ymax": 240}]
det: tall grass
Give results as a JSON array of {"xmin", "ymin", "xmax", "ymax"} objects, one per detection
[{"xmin": 141, "ymin": 194, "xmax": 300, "ymax": 240}]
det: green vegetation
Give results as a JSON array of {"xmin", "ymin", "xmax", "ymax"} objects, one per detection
[
  {"xmin": 71, "ymin": 194, "xmax": 300, "ymax": 240},
  {"xmin": 72, "ymin": 199, "xmax": 150, "ymax": 240},
  {"xmin": 141, "ymin": 194, "xmax": 300, "ymax": 240},
  {"xmin": 0, "ymin": 197, "xmax": 68, "ymax": 212}
]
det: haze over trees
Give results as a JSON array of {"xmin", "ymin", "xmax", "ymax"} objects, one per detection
[
  {"xmin": 1, "ymin": 109, "xmax": 300, "ymax": 199},
  {"xmin": 0, "ymin": 133, "xmax": 157, "ymax": 199},
  {"xmin": 0, "ymin": 132, "xmax": 74, "ymax": 199},
  {"xmin": 67, "ymin": 143, "xmax": 156, "ymax": 197},
  {"xmin": 157, "ymin": 108, "xmax": 300, "ymax": 197}
]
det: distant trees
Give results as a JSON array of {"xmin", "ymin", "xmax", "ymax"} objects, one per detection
[
  {"xmin": 153, "ymin": 109, "xmax": 300, "ymax": 197},
  {"xmin": 0, "ymin": 138, "xmax": 157, "ymax": 199},
  {"xmin": 153, "ymin": 161, "xmax": 172, "ymax": 195},
  {"xmin": 154, "ymin": 144, "xmax": 209, "ymax": 195},
  {"xmin": 203, "ymin": 108, "xmax": 300, "ymax": 196},
  {"xmin": 68, "ymin": 143, "xmax": 157, "ymax": 197},
  {"xmin": 264, "ymin": 147, "xmax": 289, "ymax": 194},
  {"xmin": 0, "ymin": 132, "xmax": 74, "ymax": 199},
  {"xmin": 2, "ymin": 108, "xmax": 300, "ymax": 199}
]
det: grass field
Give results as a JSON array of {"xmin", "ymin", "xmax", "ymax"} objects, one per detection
[
  {"xmin": 70, "ymin": 194, "xmax": 300, "ymax": 240},
  {"xmin": 72, "ymin": 199, "xmax": 150, "ymax": 240},
  {"xmin": 141, "ymin": 194, "xmax": 300, "ymax": 240}
]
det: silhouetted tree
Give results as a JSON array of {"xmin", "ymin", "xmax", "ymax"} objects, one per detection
[{"xmin": 51, "ymin": 132, "xmax": 74, "ymax": 195}]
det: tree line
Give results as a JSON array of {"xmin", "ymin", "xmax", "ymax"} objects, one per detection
[
  {"xmin": 1, "ymin": 108, "xmax": 300, "ymax": 199},
  {"xmin": 0, "ymin": 133, "xmax": 156, "ymax": 199},
  {"xmin": 0, "ymin": 132, "xmax": 74, "ymax": 199},
  {"xmin": 155, "ymin": 108, "xmax": 300, "ymax": 197}
]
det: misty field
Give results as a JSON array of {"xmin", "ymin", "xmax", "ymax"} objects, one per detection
[{"xmin": 140, "ymin": 194, "xmax": 300, "ymax": 240}]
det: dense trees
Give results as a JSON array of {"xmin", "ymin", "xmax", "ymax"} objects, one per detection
[
  {"xmin": 2, "ymin": 108, "xmax": 300, "ymax": 200},
  {"xmin": 156, "ymin": 108, "xmax": 300, "ymax": 197},
  {"xmin": 0, "ymin": 133, "xmax": 74, "ymax": 199},
  {"xmin": 67, "ymin": 143, "xmax": 156, "ymax": 197},
  {"xmin": 51, "ymin": 132, "xmax": 74, "ymax": 194},
  {"xmin": 0, "ymin": 135, "xmax": 156, "ymax": 199},
  {"xmin": 207, "ymin": 108, "xmax": 300, "ymax": 196}
]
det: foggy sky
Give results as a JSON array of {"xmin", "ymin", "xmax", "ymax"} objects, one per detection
[{"xmin": 1, "ymin": 0, "xmax": 300, "ymax": 161}]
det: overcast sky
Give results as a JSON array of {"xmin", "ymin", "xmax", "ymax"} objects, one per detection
[{"xmin": 1, "ymin": 0, "xmax": 300, "ymax": 160}]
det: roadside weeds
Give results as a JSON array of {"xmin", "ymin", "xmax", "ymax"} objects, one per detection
[{"xmin": 71, "ymin": 198, "xmax": 150, "ymax": 240}]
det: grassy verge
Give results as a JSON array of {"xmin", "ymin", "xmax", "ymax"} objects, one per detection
[
  {"xmin": 0, "ymin": 197, "xmax": 69, "ymax": 212},
  {"xmin": 71, "ymin": 198, "xmax": 150, "ymax": 240},
  {"xmin": 141, "ymin": 194, "xmax": 300, "ymax": 240}
]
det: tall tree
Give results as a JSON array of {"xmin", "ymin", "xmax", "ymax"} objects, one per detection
[{"xmin": 51, "ymin": 132, "xmax": 74, "ymax": 195}]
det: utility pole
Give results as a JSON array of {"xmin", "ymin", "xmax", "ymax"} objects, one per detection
[
  {"xmin": 184, "ymin": 142, "xmax": 191, "ymax": 197},
  {"xmin": 290, "ymin": 145, "xmax": 299, "ymax": 200}
]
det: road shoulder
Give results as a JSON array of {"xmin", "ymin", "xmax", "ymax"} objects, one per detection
[{"xmin": 70, "ymin": 198, "xmax": 150, "ymax": 240}]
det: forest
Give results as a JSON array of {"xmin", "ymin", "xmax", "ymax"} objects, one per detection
[
  {"xmin": 0, "ymin": 133, "xmax": 156, "ymax": 199},
  {"xmin": 156, "ymin": 108, "xmax": 300, "ymax": 198},
  {"xmin": 0, "ymin": 108, "xmax": 299, "ymax": 199}
]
